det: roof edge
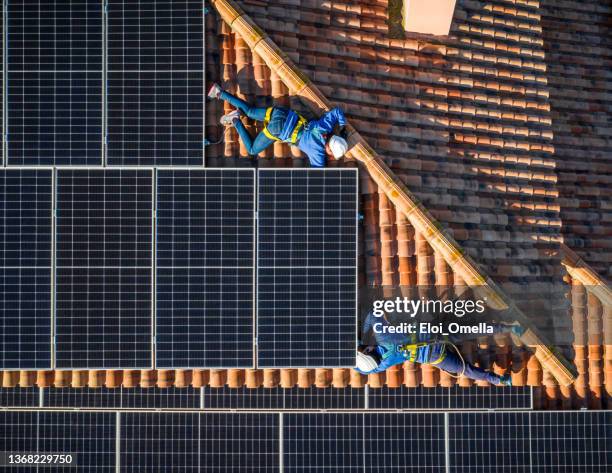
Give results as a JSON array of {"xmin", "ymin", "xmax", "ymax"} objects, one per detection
[{"xmin": 561, "ymin": 243, "xmax": 612, "ymax": 308}]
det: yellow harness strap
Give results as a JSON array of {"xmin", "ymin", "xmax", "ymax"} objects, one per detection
[
  {"xmin": 398, "ymin": 342, "xmax": 447, "ymax": 364},
  {"xmin": 262, "ymin": 107, "xmax": 306, "ymax": 144},
  {"xmin": 262, "ymin": 107, "xmax": 277, "ymax": 141}
]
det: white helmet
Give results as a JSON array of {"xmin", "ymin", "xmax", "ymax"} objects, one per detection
[
  {"xmin": 329, "ymin": 135, "xmax": 348, "ymax": 159},
  {"xmin": 356, "ymin": 351, "xmax": 379, "ymax": 373}
]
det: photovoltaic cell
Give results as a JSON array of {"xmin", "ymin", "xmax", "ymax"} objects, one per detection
[
  {"xmin": 0, "ymin": 170, "xmax": 52, "ymax": 369},
  {"xmin": 107, "ymin": 1, "xmax": 203, "ymax": 165},
  {"xmin": 7, "ymin": 1, "xmax": 103, "ymax": 165},
  {"xmin": 531, "ymin": 411, "xmax": 611, "ymax": 473},
  {"xmin": 257, "ymin": 169, "xmax": 358, "ymax": 368},
  {"xmin": 156, "ymin": 170, "xmax": 255, "ymax": 368},
  {"xmin": 364, "ymin": 413, "xmax": 446, "ymax": 472},
  {"xmin": 55, "ymin": 169, "xmax": 153, "ymax": 369},
  {"xmin": 0, "ymin": 411, "xmax": 116, "ymax": 472},
  {"xmin": 448, "ymin": 412, "xmax": 532, "ymax": 472}
]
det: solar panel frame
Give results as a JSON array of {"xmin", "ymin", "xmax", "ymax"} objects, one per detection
[
  {"xmin": 6, "ymin": 0, "xmax": 103, "ymax": 165},
  {"xmin": 106, "ymin": 0, "xmax": 204, "ymax": 166},
  {"xmin": 257, "ymin": 169, "xmax": 358, "ymax": 369},
  {"xmin": 155, "ymin": 169, "xmax": 256, "ymax": 369},
  {"xmin": 0, "ymin": 169, "xmax": 53, "ymax": 370},
  {"xmin": 54, "ymin": 168, "xmax": 153, "ymax": 369}
]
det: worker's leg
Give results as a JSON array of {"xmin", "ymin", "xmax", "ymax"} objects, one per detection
[
  {"xmin": 219, "ymin": 90, "xmax": 267, "ymax": 121},
  {"xmin": 233, "ymin": 120, "xmax": 275, "ymax": 155},
  {"xmin": 435, "ymin": 349, "xmax": 503, "ymax": 385}
]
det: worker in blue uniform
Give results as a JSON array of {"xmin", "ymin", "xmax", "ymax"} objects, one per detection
[
  {"xmin": 208, "ymin": 83, "xmax": 348, "ymax": 166},
  {"xmin": 355, "ymin": 311, "xmax": 525, "ymax": 385}
]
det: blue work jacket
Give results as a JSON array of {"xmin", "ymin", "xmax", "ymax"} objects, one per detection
[
  {"xmin": 296, "ymin": 107, "xmax": 346, "ymax": 167},
  {"xmin": 356, "ymin": 312, "xmax": 446, "ymax": 374}
]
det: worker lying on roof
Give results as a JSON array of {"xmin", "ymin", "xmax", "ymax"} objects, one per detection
[
  {"xmin": 355, "ymin": 311, "xmax": 525, "ymax": 386},
  {"xmin": 208, "ymin": 83, "xmax": 348, "ymax": 167}
]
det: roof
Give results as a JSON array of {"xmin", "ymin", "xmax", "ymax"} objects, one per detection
[{"xmin": 4, "ymin": 0, "xmax": 610, "ymax": 410}]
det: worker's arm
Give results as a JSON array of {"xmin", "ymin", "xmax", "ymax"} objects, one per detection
[{"xmin": 313, "ymin": 107, "xmax": 346, "ymax": 133}]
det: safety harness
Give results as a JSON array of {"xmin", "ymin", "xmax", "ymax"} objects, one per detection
[
  {"xmin": 262, "ymin": 107, "xmax": 307, "ymax": 144},
  {"xmin": 396, "ymin": 342, "xmax": 447, "ymax": 365}
]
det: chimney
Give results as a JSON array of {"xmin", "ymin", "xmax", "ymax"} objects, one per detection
[{"xmin": 403, "ymin": 0, "xmax": 457, "ymax": 36}]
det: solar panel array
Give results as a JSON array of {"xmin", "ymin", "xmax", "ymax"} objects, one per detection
[
  {"xmin": 0, "ymin": 411, "xmax": 609, "ymax": 471},
  {"xmin": 0, "ymin": 170, "xmax": 52, "ymax": 369},
  {"xmin": 0, "ymin": 167, "xmax": 355, "ymax": 370},
  {"xmin": 156, "ymin": 169, "xmax": 255, "ymax": 368},
  {"xmin": 257, "ymin": 169, "xmax": 358, "ymax": 368},
  {"xmin": 55, "ymin": 169, "xmax": 153, "ymax": 369},
  {"xmin": 7, "ymin": 0, "xmax": 103, "ymax": 165},
  {"xmin": 106, "ymin": 1, "xmax": 204, "ymax": 165}
]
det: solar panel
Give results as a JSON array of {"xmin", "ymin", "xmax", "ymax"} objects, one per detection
[
  {"xmin": 202, "ymin": 386, "xmax": 285, "ymax": 410},
  {"xmin": 200, "ymin": 413, "xmax": 280, "ymax": 472},
  {"xmin": 0, "ymin": 387, "xmax": 40, "ymax": 408},
  {"xmin": 368, "ymin": 386, "xmax": 449, "ymax": 410},
  {"xmin": 364, "ymin": 413, "xmax": 446, "ymax": 472},
  {"xmin": 106, "ymin": 1, "xmax": 203, "ymax": 165},
  {"xmin": 531, "ymin": 411, "xmax": 611, "ymax": 473},
  {"xmin": 121, "ymin": 413, "xmax": 279, "ymax": 472},
  {"xmin": 0, "ymin": 170, "xmax": 52, "ymax": 369},
  {"xmin": 367, "ymin": 385, "xmax": 533, "ymax": 410},
  {"xmin": 257, "ymin": 169, "xmax": 358, "ymax": 368},
  {"xmin": 201, "ymin": 385, "xmax": 365, "ymax": 410},
  {"xmin": 121, "ymin": 386, "xmax": 200, "ymax": 409},
  {"xmin": 7, "ymin": 1, "xmax": 103, "ymax": 165},
  {"xmin": 0, "ymin": 411, "xmax": 116, "ymax": 472},
  {"xmin": 448, "ymin": 412, "xmax": 532, "ymax": 472},
  {"xmin": 121, "ymin": 412, "xmax": 199, "ymax": 472},
  {"xmin": 42, "ymin": 386, "xmax": 199, "ymax": 409},
  {"xmin": 55, "ymin": 169, "xmax": 153, "ymax": 369},
  {"xmin": 283, "ymin": 386, "xmax": 365, "ymax": 410},
  {"xmin": 448, "ymin": 385, "xmax": 533, "ymax": 410},
  {"xmin": 283, "ymin": 413, "xmax": 363, "ymax": 471},
  {"xmin": 43, "ymin": 387, "xmax": 123, "ymax": 409},
  {"xmin": 155, "ymin": 169, "xmax": 255, "ymax": 368}
]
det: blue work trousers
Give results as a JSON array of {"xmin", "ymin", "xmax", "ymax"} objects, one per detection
[
  {"xmin": 219, "ymin": 90, "xmax": 275, "ymax": 155},
  {"xmin": 436, "ymin": 348, "xmax": 502, "ymax": 385}
]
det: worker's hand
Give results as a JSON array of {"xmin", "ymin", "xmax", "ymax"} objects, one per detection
[{"xmin": 362, "ymin": 345, "xmax": 376, "ymax": 355}]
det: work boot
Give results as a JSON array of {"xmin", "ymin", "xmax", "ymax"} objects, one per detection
[
  {"xmin": 207, "ymin": 83, "xmax": 223, "ymax": 100},
  {"xmin": 220, "ymin": 110, "xmax": 241, "ymax": 126},
  {"xmin": 498, "ymin": 374, "xmax": 512, "ymax": 386}
]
